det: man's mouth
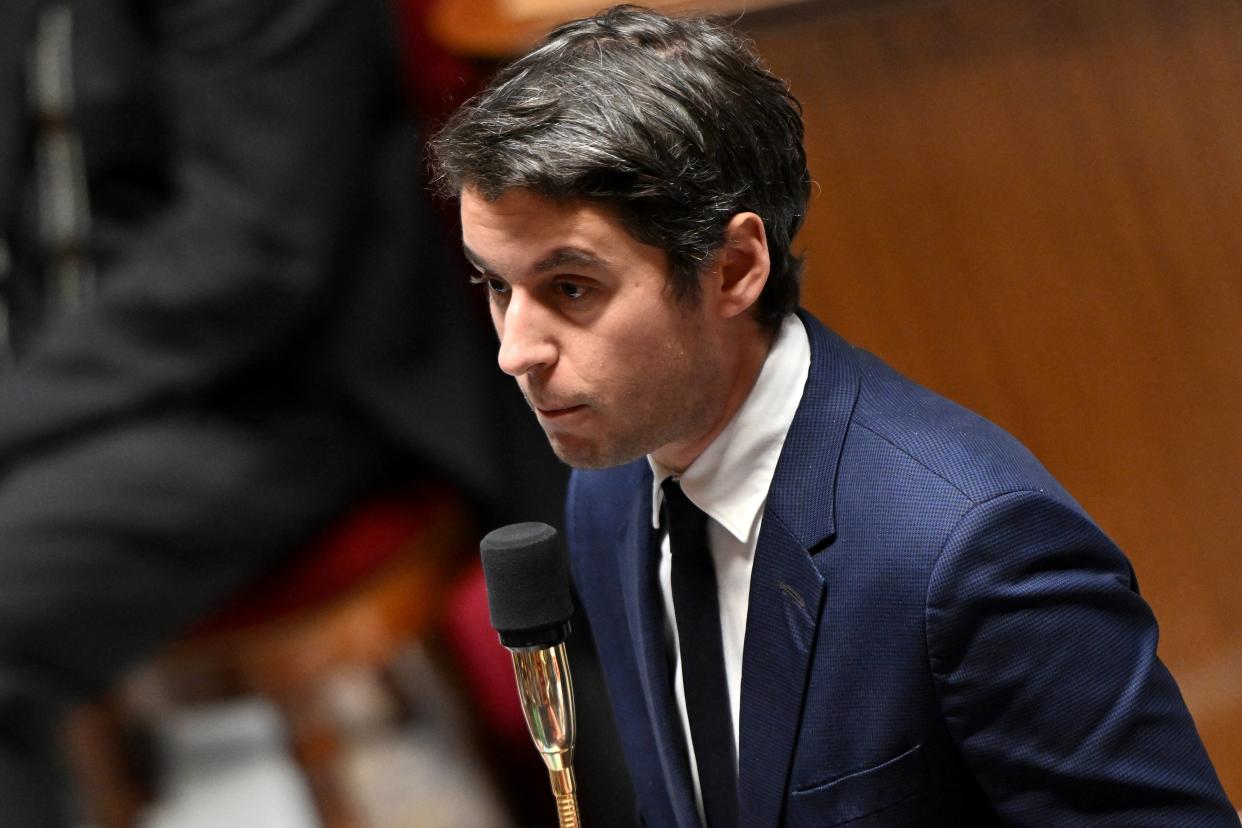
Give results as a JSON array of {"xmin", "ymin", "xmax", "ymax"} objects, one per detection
[{"xmin": 535, "ymin": 404, "xmax": 587, "ymax": 419}]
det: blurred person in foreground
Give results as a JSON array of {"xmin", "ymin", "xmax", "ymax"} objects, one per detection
[
  {"xmin": 430, "ymin": 6, "xmax": 1239, "ymax": 826},
  {"xmin": 0, "ymin": 0, "xmax": 566, "ymax": 824}
]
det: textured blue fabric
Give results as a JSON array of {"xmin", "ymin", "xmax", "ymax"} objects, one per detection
[{"xmin": 566, "ymin": 310, "xmax": 1239, "ymax": 827}]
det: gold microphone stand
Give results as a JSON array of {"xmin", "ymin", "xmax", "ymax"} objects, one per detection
[{"xmin": 512, "ymin": 642, "xmax": 580, "ymax": 827}]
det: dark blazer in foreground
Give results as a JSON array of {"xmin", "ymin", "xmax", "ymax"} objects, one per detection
[
  {"xmin": 0, "ymin": 2, "xmax": 570, "ymax": 824},
  {"xmin": 567, "ymin": 310, "xmax": 1238, "ymax": 827}
]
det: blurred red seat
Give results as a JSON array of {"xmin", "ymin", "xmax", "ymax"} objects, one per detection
[{"xmin": 66, "ymin": 483, "xmax": 474, "ymax": 828}]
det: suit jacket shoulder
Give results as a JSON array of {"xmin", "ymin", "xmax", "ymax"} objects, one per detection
[{"xmin": 844, "ymin": 332, "xmax": 1078, "ymax": 511}]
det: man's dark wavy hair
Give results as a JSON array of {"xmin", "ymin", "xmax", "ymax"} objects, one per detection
[{"xmin": 429, "ymin": 4, "xmax": 811, "ymax": 333}]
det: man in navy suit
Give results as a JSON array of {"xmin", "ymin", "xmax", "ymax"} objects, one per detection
[{"xmin": 431, "ymin": 6, "xmax": 1238, "ymax": 826}]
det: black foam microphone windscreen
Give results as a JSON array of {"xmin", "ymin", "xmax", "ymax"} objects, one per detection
[
  {"xmin": 479, "ymin": 522, "xmax": 574, "ymax": 648},
  {"xmin": 479, "ymin": 522, "xmax": 582, "ymax": 825}
]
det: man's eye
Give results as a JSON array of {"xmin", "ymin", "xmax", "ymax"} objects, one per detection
[
  {"xmin": 469, "ymin": 273, "xmax": 509, "ymax": 295},
  {"xmin": 557, "ymin": 282, "xmax": 588, "ymax": 300}
]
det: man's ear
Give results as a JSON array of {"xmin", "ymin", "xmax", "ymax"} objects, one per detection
[{"xmin": 713, "ymin": 212, "xmax": 770, "ymax": 319}]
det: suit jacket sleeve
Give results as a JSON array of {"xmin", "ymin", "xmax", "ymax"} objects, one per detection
[
  {"xmin": 0, "ymin": 0, "xmax": 396, "ymax": 464},
  {"xmin": 926, "ymin": 489, "xmax": 1237, "ymax": 825}
]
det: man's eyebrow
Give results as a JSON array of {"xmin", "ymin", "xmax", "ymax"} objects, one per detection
[
  {"xmin": 462, "ymin": 245, "xmax": 492, "ymax": 273},
  {"xmin": 532, "ymin": 248, "xmax": 608, "ymax": 273},
  {"xmin": 461, "ymin": 245, "xmax": 609, "ymax": 278}
]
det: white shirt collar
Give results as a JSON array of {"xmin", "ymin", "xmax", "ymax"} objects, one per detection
[{"xmin": 649, "ymin": 314, "xmax": 811, "ymax": 543}]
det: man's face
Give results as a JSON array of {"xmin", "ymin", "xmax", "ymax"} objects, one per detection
[{"xmin": 460, "ymin": 187, "xmax": 727, "ymax": 470}]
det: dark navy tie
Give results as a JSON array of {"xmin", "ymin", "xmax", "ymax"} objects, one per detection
[{"xmin": 663, "ymin": 479, "xmax": 738, "ymax": 828}]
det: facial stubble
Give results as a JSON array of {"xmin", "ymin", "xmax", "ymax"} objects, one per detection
[{"xmin": 529, "ymin": 330, "xmax": 723, "ymax": 471}]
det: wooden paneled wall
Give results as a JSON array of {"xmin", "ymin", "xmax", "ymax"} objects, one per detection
[{"xmin": 745, "ymin": 0, "xmax": 1242, "ymax": 800}]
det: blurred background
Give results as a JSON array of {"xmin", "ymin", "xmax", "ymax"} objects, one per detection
[{"xmin": 0, "ymin": 0, "xmax": 1237, "ymax": 825}]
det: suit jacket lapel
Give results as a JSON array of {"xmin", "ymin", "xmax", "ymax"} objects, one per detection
[
  {"xmin": 617, "ymin": 465, "xmax": 700, "ymax": 828},
  {"xmin": 737, "ymin": 311, "xmax": 862, "ymax": 827}
]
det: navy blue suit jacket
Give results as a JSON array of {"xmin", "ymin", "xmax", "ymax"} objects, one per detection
[{"xmin": 566, "ymin": 310, "xmax": 1237, "ymax": 827}]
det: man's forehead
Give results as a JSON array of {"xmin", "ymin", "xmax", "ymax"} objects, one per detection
[
  {"xmin": 460, "ymin": 185, "xmax": 607, "ymax": 223},
  {"xmin": 459, "ymin": 187, "xmax": 652, "ymax": 270}
]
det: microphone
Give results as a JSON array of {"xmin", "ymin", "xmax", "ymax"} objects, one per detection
[{"xmin": 479, "ymin": 522, "xmax": 580, "ymax": 827}]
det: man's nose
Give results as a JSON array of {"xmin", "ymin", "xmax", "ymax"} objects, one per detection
[{"xmin": 496, "ymin": 293, "xmax": 557, "ymax": 377}]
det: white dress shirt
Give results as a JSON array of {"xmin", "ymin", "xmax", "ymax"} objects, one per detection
[{"xmin": 647, "ymin": 313, "xmax": 811, "ymax": 816}]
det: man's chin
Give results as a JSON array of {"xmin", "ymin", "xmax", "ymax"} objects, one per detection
[{"xmin": 546, "ymin": 432, "xmax": 643, "ymax": 471}]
